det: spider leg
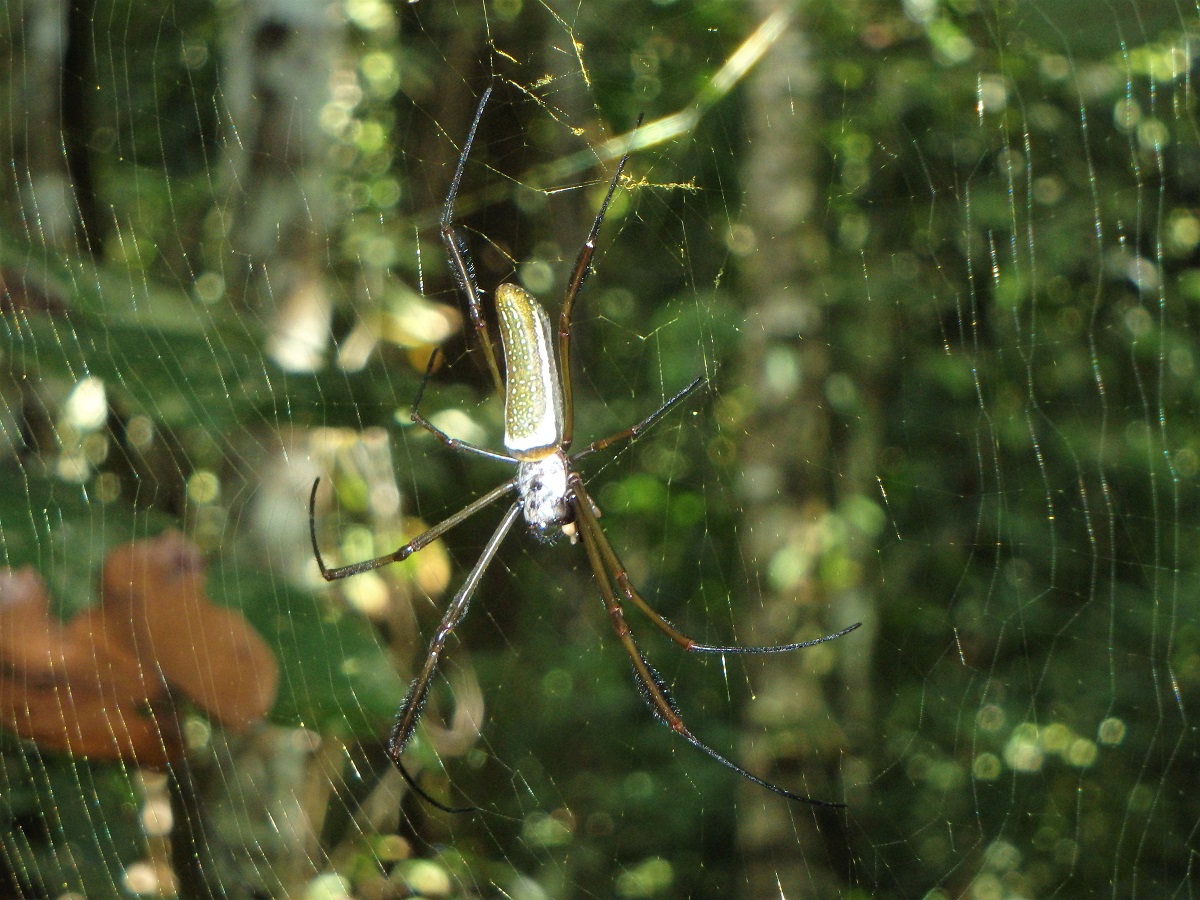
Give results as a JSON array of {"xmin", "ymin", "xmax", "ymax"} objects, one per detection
[
  {"xmin": 567, "ymin": 474, "xmax": 861, "ymax": 653},
  {"xmin": 409, "ymin": 349, "xmax": 514, "ymax": 464},
  {"xmin": 569, "ymin": 479, "xmax": 845, "ymax": 808},
  {"xmin": 310, "ymin": 477, "xmax": 517, "ymax": 581},
  {"xmin": 570, "ymin": 374, "xmax": 708, "ymax": 462},
  {"xmin": 441, "ymin": 83, "xmax": 504, "ymax": 392},
  {"xmin": 559, "ymin": 126, "xmax": 637, "ymax": 451},
  {"xmin": 386, "ymin": 503, "xmax": 521, "ymax": 802},
  {"xmin": 394, "ymin": 758, "xmax": 475, "ymax": 815}
]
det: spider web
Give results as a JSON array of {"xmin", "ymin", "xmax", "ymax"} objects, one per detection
[{"xmin": 0, "ymin": 0, "xmax": 1197, "ymax": 897}]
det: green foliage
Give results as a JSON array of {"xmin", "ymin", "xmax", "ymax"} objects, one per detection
[{"xmin": 1, "ymin": 0, "xmax": 1197, "ymax": 897}]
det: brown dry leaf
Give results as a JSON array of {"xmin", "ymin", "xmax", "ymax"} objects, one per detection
[
  {"xmin": 0, "ymin": 566, "xmax": 179, "ymax": 767},
  {"xmin": 101, "ymin": 530, "xmax": 279, "ymax": 731}
]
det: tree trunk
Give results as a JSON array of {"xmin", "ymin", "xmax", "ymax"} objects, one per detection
[
  {"xmin": 735, "ymin": 2, "xmax": 875, "ymax": 895},
  {"xmin": 217, "ymin": 0, "xmax": 343, "ymax": 372},
  {"xmin": 12, "ymin": 0, "xmax": 78, "ymax": 254}
]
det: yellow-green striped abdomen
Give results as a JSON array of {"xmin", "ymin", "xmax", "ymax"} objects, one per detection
[{"xmin": 495, "ymin": 283, "xmax": 563, "ymax": 459}]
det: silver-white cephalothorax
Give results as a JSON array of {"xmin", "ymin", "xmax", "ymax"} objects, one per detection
[{"xmin": 515, "ymin": 447, "xmax": 571, "ymax": 536}]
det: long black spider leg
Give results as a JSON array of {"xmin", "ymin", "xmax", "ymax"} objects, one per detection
[
  {"xmin": 568, "ymin": 473, "xmax": 861, "ymax": 653},
  {"xmin": 441, "ymin": 83, "xmax": 504, "ymax": 392},
  {"xmin": 386, "ymin": 502, "xmax": 522, "ymax": 812},
  {"xmin": 570, "ymin": 374, "xmax": 708, "ymax": 463},
  {"xmin": 409, "ymin": 348, "xmax": 513, "ymax": 464},
  {"xmin": 569, "ymin": 476, "xmax": 845, "ymax": 808},
  {"xmin": 394, "ymin": 757, "xmax": 475, "ymax": 815},
  {"xmin": 309, "ymin": 477, "xmax": 517, "ymax": 581},
  {"xmin": 559, "ymin": 116, "xmax": 641, "ymax": 451}
]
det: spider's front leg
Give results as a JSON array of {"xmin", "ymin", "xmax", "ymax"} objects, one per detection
[{"xmin": 440, "ymin": 83, "xmax": 504, "ymax": 393}]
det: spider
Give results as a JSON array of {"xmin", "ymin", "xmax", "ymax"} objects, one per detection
[{"xmin": 310, "ymin": 84, "xmax": 860, "ymax": 810}]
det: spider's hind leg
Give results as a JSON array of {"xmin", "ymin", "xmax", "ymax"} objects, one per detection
[
  {"xmin": 567, "ymin": 475, "xmax": 846, "ymax": 808},
  {"xmin": 567, "ymin": 472, "xmax": 860, "ymax": 654}
]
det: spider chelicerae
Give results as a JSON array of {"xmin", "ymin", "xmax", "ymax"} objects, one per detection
[{"xmin": 310, "ymin": 84, "xmax": 860, "ymax": 809}]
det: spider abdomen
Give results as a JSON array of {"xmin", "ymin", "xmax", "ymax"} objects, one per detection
[{"xmin": 495, "ymin": 283, "xmax": 563, "ymax": 457}]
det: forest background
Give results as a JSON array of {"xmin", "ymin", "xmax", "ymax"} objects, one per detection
[{"xmin": 0, "ymin": 0, "xmax": 1196, "ymax": 897}]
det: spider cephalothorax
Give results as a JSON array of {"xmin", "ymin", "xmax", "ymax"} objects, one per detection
[{"xmin": 516, "ymin": 449, "xmax": 573, "ymax": 538}]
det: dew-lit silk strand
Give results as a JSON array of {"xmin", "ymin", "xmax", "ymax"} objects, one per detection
[{"xmin": 495, "ymin": 283, "xmax": 563, "ymax": 458}]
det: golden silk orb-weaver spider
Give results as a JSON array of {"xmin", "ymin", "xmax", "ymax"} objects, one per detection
[{"xmin": 310, "ymin": 84, "xmax": 860, "ymax": 810}]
